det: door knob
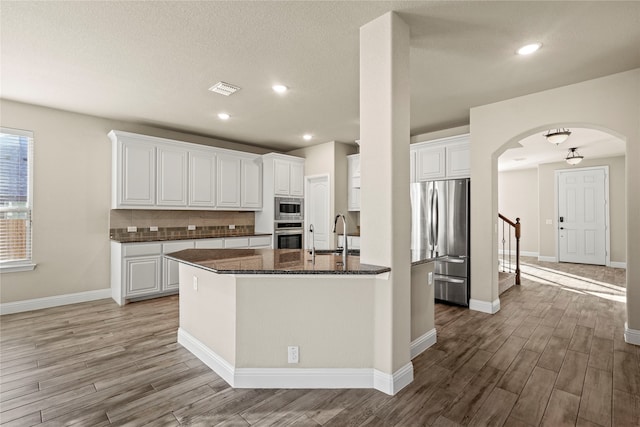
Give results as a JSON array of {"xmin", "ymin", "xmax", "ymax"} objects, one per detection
[{"xmin": 560, "ymin": 227, "xmax": 564, "ymax": 230}]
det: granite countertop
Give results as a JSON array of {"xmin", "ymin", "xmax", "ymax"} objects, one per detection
[
  {"xmin": 111, "ymin": 231, "xmax": 272, "ymax": 243},
  {"xmin": 165, "ymin": 248, "xmax": 390, "ymax": 275}
]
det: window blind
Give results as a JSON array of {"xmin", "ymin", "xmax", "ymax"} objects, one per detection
[{"xmin": 0, "ymin": 128, "xmax": 33, "ymax": 265}]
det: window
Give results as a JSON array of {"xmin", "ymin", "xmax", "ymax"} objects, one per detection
[{"xmin": 0, "ymin": 127, "xmax": 34, "ymax": 272}]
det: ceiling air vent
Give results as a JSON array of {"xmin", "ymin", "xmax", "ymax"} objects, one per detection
[{"xmin": 208, "ymin": 81, "xmax": 241, "ymax": 96}]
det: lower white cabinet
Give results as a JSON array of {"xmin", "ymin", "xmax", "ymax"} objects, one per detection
[
  {"xmin": 337, "ymin": 235, "xmax": 360, "ymax": 250},
  {"xmin": 111, "ymin": 235, "xmax": 271, "ymax": 305}
]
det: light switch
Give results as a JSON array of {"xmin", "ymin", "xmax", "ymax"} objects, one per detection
[{"xmin": 546, "ymin": 219, "xmax": 553, "ymax": 225}]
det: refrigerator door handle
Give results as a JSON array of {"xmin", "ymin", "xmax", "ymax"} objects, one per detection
[
  {"xmin": 433, "ymin": 186, "xmax": 439, "ymax": 251},
  {"xmin": 434, "ymin": 275, "xmax": 465, "ymax": 284},
  {"xmin": 441, "ymin": 257, "xmax": 465, "ymax": 264},
  {"xmin": 428, "ymin": 186, "xmax": 435, "ymax": 251}
]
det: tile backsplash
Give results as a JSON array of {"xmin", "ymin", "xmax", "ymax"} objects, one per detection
[{"xmin": 110, "ymin": 209, "xmax": 255, "ymax": 238}]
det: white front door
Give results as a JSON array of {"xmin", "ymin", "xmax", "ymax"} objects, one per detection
[
  {"xmin": 305, "ymin": 175, "xmax": 330, "ymax": 250},
  {"xmin": 557, "ymin": 167, "xmax": 608, "ymax": 265}
]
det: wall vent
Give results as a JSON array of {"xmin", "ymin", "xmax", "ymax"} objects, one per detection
[{"xmin": 208, "ymin": 81, "xmax": 241, "ymax": 96}]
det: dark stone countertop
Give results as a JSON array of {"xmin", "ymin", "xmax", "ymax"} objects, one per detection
[{"xmin": 165, "ymin": 249, "xmax": 390, "ymax": 275}]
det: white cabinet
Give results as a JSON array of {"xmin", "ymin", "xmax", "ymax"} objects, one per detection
[
  {"xmin": 109, "ymin": 130, "xmax": 263, "ymax": 211},
  {"xmin": 217, "ymin": 154, "xmax": 242, "ymax": 208},
  {"xmin": 338, "ymin": 235, "xmax": 360, "ymax": 250},
  {"xmin": 216, "ymin": 153, "xmax": 263, "ymax": 209},
  {"xmin": 415, "ymin": 145, "xmax": 446, "ymax": 181},
  {"xmin": 189, "ymin": 150, "xmax": 216, "ymax": 207},
  {"xmin": 157, "ymin": 145, "xmax": 188, "ymax": 207},
  {"xmin": 241, "ymin": 157, "xmax": 263, "ymax": 209},
  {"xmin": 347, "ymin": 154, "xmax": 361, "ymax": 212},
  {"xmin": 163, "ymin": 241, "xmax": 195, "ymax": 290},
  {"xmin": 115, "ymin": 137, "xmax": 156, "ymax": 207},
  {"xmin": 411, "ymin": 134, "xmax": 470, "ymax": 182},
  {"xmin": 271, "ymin": 155, "xmax": 305, "ymax": 197},
  {"xmin": 195, "ymin": 238, "xmax": 224, "ymax": 249}
]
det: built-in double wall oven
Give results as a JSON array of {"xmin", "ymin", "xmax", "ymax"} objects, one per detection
[{"xmin": 273, "ymin": 197, "xmax": 304, "ymax": 249}]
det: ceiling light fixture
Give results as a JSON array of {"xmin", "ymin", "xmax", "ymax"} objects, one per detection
[
  {"xmin": 517, "ymin": 42, "xmax": 542, "ymax": 55},
  {"xmin": 303, "ymin": 134, "xmax": 312, "ymax": 141},
  {"xmin": 544, "ymin": 128, "xmax": 571, "ymax": 145},
  {"xmin": 217, "ymin": 113, "xmax": 230, "ymax": 120},
  {"xmin": 565, "ymin": 147, "xmax": 584, "ymax": 165},
  {"xmin": 272, "ymin": 84, "xmax": 288, "ymax": 94}
]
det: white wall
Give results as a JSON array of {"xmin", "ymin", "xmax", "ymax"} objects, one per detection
[
  {"xmin": 470, "ymin": 70, "xmax": 639, "ymax": 332},
  {"xmin": 0, "ymin": 99, "xmax": 269, "ymax": 304},
  {"xmin": 498, "ymin": 168, "xmax": 539, "ymax": 255}
]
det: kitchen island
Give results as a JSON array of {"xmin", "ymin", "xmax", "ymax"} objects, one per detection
[{"xmin": 167, "ymin": 248, "xmax": 435, "ymax": 394}]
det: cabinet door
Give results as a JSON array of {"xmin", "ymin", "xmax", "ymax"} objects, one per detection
[
  {"xmin": 120, "ymin": 140, "xmax": 156, "ymax": 206},
  {"xmin": 273, "ymin": 159, "xmax": 291, "ymax": 196},
  {"xmin": 217, "ymin": 154, "xmax": 242, "ymax": 208},
  {"xmin": 163, "ymin": 241, "xmax": 194, "ymax": 290},
  {"xmin": 289, "ymin": 162, "xmax": 304, "ymax": 196},
  {"xmin": 189, "ymin": 151, "xmax": 216, "ymax": 207},
  {"xmin": 157, "ymin": 145, "xmax": 188, "ymax": 207},
  {"xmin": 348, "ymin": 186, "xmax": 360, "ymax": 211},
  {"xmin": 125, "ymin": 256, "xmax": 161, "ymax": 296},
  {"xmin": 410, "ymin": 150, "xmax": 417, "ymax": 183},
  {"xmin": 416, "ymin": 145, "xmax": 446, "ymax": 181},
  {"xmin": 446, "ymin": 143, "xmax": 471, "ymax": 178},
  {"xmin": 241, "ymin": 157, "xmax": 263, "ymax": 209}
]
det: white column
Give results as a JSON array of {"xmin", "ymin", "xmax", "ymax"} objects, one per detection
[{"xmin": 360, "ymin": 12, "xmax": 412, "ymax": 393}]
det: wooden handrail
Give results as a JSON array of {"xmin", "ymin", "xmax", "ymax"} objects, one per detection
[{"xmin": 498, "ymin": 214, "xmax": 521, "ymax": 285}]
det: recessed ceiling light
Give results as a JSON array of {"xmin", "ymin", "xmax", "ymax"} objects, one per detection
[
  {"xmin": 272, "ymin": 84, "xmax": 288, "ymax": 94},
  {"xmin": 517, "ymin": 42, "xmax": 542, "ymax": 55},
  {"xmin": 217, "ymin": 113, "xmax": 230, "ymax": 120},
  {"xmin": 303, "ymin": 134, "xmax": 312, "ymax": 141}
]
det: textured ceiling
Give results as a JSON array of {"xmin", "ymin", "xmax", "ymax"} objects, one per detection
[{"xmin": 1, "ymin": 1, "xmax": 639, "ymax": 153}]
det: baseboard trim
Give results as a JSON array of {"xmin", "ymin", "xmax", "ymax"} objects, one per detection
[
  {"xmin": 538, "ymin": 256, "xmax": 557, "ymax": 262},
  {"xmin": 177, "ymin": 328, "xmax": 236, "ymax": 386},
  {"xmin": 469, "ymin": 298, "xmax": 501, "ymax": 314},
  {"xmin": 498, "ymin": 250, "xmax": 538, "ymax": 257},
  {"xmin": 624, "ymin": 323, "xmax": 640, "ymax": 346},
  {"xmin": 178, "ymin": 327, "xmax": 414, "ymax": 395},
  {"xmin": 0, "ymin": 289, "xmax": 111, "ymax": 315},
  {"xmin": 610, "ymin": 261, "xmax": 627, "ymax": 269},
  {"xmin": 410, "ymin": 328, "xmax": 437, "ymax": 359}
]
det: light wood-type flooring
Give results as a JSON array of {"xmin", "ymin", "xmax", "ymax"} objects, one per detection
[{"xmin": 1, "ymin": 260, "xmax": 637, "ymax": 426}]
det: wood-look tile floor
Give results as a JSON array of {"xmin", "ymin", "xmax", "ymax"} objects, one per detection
[{"xmin": 1, "ymin": 260, "xmax": 637, "ymax": 426}]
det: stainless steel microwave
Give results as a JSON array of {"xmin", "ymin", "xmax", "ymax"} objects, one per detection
[{"xmin": 274, "ymin": 197, "xmax": 303, "ymax": 221}]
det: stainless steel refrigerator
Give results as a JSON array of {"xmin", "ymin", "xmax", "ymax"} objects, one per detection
[{"xmin": 410, "ymin": 179, "xmax": 470, "ymax": 306}]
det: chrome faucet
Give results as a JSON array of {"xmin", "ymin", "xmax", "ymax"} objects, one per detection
[
  {"xmin": 333, "ymin": 214, "xmax": 348, "ymax": 267},
  {"xmin": 309, "ymin": 223, "xmax": 316, "ymax": 262}
]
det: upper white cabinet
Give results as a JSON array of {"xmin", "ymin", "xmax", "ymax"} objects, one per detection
[
  {"xmin": 109, "ymin": 130, "xmax": 262, "ymax": 211},
  {"xmin": 115, "ymin": 136, "xmax": 156, "ymax": 207},
  {"xmin": 411, "ymin": 133, "xmax": 470, "ymax": 181},
  {"xmin": 270, "ymin": 155, "xmax": 305, "ymax": 197},
  {"xmin": 188, "ymin": 150, "xmax": 216, "ymax": 207},
  {"xmin": 157, "ymin": 145, "xmax": 188, "ymax": 207},
  {"xmin": 347, "ymin": 154, "xmax": 361, "ymax": 212}
]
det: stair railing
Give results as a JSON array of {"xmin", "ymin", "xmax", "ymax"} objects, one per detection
[{"xmin": 498, "ymin": 214, "xmax": 521, "ymax": 285}]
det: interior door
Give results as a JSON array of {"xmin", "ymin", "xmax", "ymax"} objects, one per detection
[
  {"xmin": 305, "ymin": 175, "xmax": 330, "ymax": 250},
  {"xmin": 557, "ymin": 168, "xmax": 607, "ymax": 265}
]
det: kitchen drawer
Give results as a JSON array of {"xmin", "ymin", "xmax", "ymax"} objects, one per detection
[
  {"xmin": 435, "ymin": 256, "xmax": 468, "ymax": 278},
  {"xmin": 123, "ymin": 243, "xmax": 162, "ymax": 257},
  {"xmin": 162, "ymin": 240, "xmax": 194, "ymax": 253},
  {"xmin": 224, "ymin": 237, "xmax": 249, "ymax": 248},
  {"xmin": 249, "ymin": 236, "xmax": 271, "ymax": 247},
  {"xmin": 195, "ymin": 239, "xmax": 224, "ymax": 249},
  {"xmin": 434, "ymin": 275, "xmax": 468, "ymax": 306}
]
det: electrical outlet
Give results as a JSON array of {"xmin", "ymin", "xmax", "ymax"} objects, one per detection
[
  {"xmin": 229, "ymin": 224, "xmax": 236, "ymax": 230},
  {"xmin": 287, "ymin": 346, "xmax": 299, "ymax": 364},
  {"xmin": 150, "ymin": 226, "xmax": 158, "ymax": 232},
  {"xmin": 428, "ymin": 271, "xmax": 433, "ymax": 285},
  {"xmin": 188, "ymin": 225, "xmax": 196, "ymax": 231},
  {"xmin": 127, "ymin": 226, "xmax": 137, "ymax": 233},
  {"xmin": 546, "ymin": 219, "xmax": 553, "ymax": 225},
  {"xmin": 193, "ymin": 276, "xmax": 198, "ymax": 291}
]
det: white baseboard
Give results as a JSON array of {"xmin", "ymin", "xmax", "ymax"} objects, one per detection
[
  {"xmin": 0, "ymin": 288, "xmax": 111, "ymax": 315},
  {"xmin": 178, "ymin": 327, "xmax": 413, "ymax": 395},
  {"xmin": 469, "ymin": 298, "xmax": 501, "ymax": 314},
  {"xmin": 610, "ymin": 261, "xmax": 627, "ymax": 269},
  {"xmin": 498, "ymin": 250, "xmax": 538, "ymax": 257},
  {"xmin": 410, "ymin": 328, "xmax": 437, "ymax": 359},
  {"xmin": 177, "ymin": 328, "xmax": 236, "ymax": 386},
  {"xmin": 538, "ymin": 256, "xmax": 557, "ymax": 262},
  {"xmin": 624, "ymin": 323, "xmax": 640, "ymax": 346}
]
